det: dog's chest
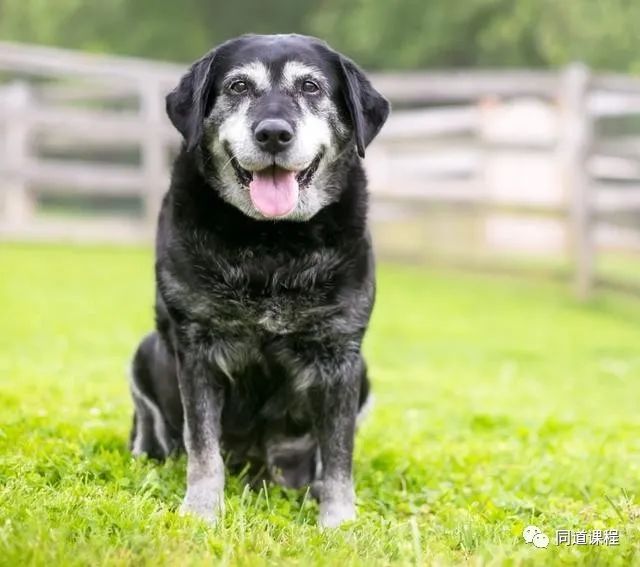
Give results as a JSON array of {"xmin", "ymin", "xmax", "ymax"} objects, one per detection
[{"xmin": 169, "ymin": 248, "xmax": 344, "ymax": 336}]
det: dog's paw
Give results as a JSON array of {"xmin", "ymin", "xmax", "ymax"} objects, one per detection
[
  {"xmin": 179, "ymin": 485, "xmax": 224, "ymax": 525},
  {"xmin": 318, "ymin": 499, "xmax": 356, "ymax": 528}
]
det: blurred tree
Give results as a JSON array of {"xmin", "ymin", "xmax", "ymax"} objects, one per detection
[
  {"xmin": 309, "ymin": 0, "xmax": 640, "ymax": 72},
  {"xmin": 0, "ymin": 0, "xmax": 639, "ymax": 72},
  {"xmin": 0, "ymin": 0, "xmax": 319, "ymax": 61}
]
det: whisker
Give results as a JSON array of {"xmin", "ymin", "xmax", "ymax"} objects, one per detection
[{"xmin": 220, "ymin": 154, "xmax": 235, "ymax": 173}]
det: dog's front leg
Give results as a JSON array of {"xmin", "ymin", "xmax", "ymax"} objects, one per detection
[
  {"xmin": 177, "ymin": 352, "xmax": 225, "ymax": 524},
  {"xmin": 311, "ymin": 352, "xmax": 362, "ymax": 528}
]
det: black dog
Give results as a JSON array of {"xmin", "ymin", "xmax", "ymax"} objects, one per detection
[{"xmin": 128, "ymin": 34, "xmax": 389, "ymax": 527}]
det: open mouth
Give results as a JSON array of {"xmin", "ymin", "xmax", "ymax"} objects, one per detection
[
  {"xmin": 227, "ymin": 149, "xmax": 324, "ymax": 190},
  {"xmin": 223, "ymin": 147, "xmax": 324, "ymax": 218}
]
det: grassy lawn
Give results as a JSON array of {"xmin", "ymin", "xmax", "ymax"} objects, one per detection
[{"xmin": 1, "ymin": 243, "xmax": 640, "ymax": 566}]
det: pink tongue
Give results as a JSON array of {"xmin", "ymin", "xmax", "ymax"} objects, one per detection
[{"xmin": 249, "ymin": 166, "xmax": 299, "ymax": 218}]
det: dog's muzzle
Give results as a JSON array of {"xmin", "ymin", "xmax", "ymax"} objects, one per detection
[{"xmin": 227, "ymin": 147, "xmax": 324, "ymax": 219}]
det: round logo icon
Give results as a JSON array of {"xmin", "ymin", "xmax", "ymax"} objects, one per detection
[{"xmin": 523, "ymin": 525, "xmax": 541, "ymax": 543}]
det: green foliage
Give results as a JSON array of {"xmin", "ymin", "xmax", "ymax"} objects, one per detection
[
  {"xmin": 2, "ymin": 243, "xmax": 640, "ymax": 565},
  {"xmin": 310, "ymin": 0, "xmax": 640, "ymax": 71},
  {"xmin": 0, "ymin": 0, "xmax": 319, "ymax": 62},
  {"xmin": 1, "ymin": 0, "xmax": 640, "ymax": 71}
]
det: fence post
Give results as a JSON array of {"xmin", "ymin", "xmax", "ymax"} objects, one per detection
[
  {"xmin": 1, "ymin": 81, "xmax": 34, "ymax": 231},
  {"xmin": 140, "ymin": 80, "xmax": 166, "ymax": 234},
  {"xmin": 559, "ymin": 63, "xmax": 593, "ymax": 300}
]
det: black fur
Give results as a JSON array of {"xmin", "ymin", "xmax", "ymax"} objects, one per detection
[{"xmin": 128, "ymin": 33, "xmax": 389, "ymax": 526}]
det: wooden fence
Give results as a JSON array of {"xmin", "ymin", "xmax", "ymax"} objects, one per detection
[{"xmin": 1, "ymin": 41, "xmax": 639, "ymax": 298}]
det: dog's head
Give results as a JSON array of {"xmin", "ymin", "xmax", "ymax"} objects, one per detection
[{"xmin": 166, "ymin": 34, "xmax": 389, "ymax": 221}]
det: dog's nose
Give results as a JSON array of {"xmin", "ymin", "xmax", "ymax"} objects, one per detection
[{"xmin": 254, "ymin": 119, "xmax": 294, "ymax": 153}]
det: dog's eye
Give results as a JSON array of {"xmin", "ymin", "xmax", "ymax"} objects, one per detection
[
  {"xmin": 301, "ymin": 80, "xmax": 320, "ymax": 94},
  {"xmin": 229, "ymin": 80, "xmax": 249, "ymax": 94}
]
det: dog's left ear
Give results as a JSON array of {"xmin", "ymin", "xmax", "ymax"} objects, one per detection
[
  {"xmin": 166, "ymin": 50, "xmax": 217, "ymax": 151},
  {"xmin": 338, "ymin": 56, "xmax": 390, "ymax": 158}
]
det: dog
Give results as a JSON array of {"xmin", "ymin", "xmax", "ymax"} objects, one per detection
[{"xmin": 128, "ymin": 33, "xmax": 389, "ymax": 528}]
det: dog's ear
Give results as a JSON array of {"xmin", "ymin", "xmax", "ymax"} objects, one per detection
[
  {"xmin": 338, "ymin": 56, "xmax": 390, "ymax": 158},
  {"xmin": 166, "ymin": 51, "xmax": 217, "ymax": 151}
]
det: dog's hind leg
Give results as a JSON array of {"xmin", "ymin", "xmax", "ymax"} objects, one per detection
[{"xmin": 129, "ymin": 332, "xmax": 182, "ymax": 460}]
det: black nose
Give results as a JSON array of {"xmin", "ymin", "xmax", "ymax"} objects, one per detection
[{"xmin": 254, "ymin": 119, "xmax": 294, "ymax": 153}]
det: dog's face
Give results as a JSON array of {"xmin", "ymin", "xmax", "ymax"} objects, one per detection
[{"xmin": 166, "ymin": 34, "xmax": 389, "ymax": 221}]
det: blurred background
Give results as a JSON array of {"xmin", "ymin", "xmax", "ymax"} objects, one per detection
[{"xmin": 1, "ymin": 0, "xmax": 640, "ymax": 297}]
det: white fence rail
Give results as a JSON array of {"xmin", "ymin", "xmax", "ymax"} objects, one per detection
[{"xmin": 1, "ymin": 42, "xmax": 640, "ymax": 297}]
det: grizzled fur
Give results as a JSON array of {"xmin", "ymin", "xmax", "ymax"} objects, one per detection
[{"xmin": 128, "ymin": 34, "xmax": 389, "ymax": 528}]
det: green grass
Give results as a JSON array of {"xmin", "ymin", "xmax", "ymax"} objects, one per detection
[{"xmin": 1, "ymin": 243, "xmax": 640, "ymax": 566}]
